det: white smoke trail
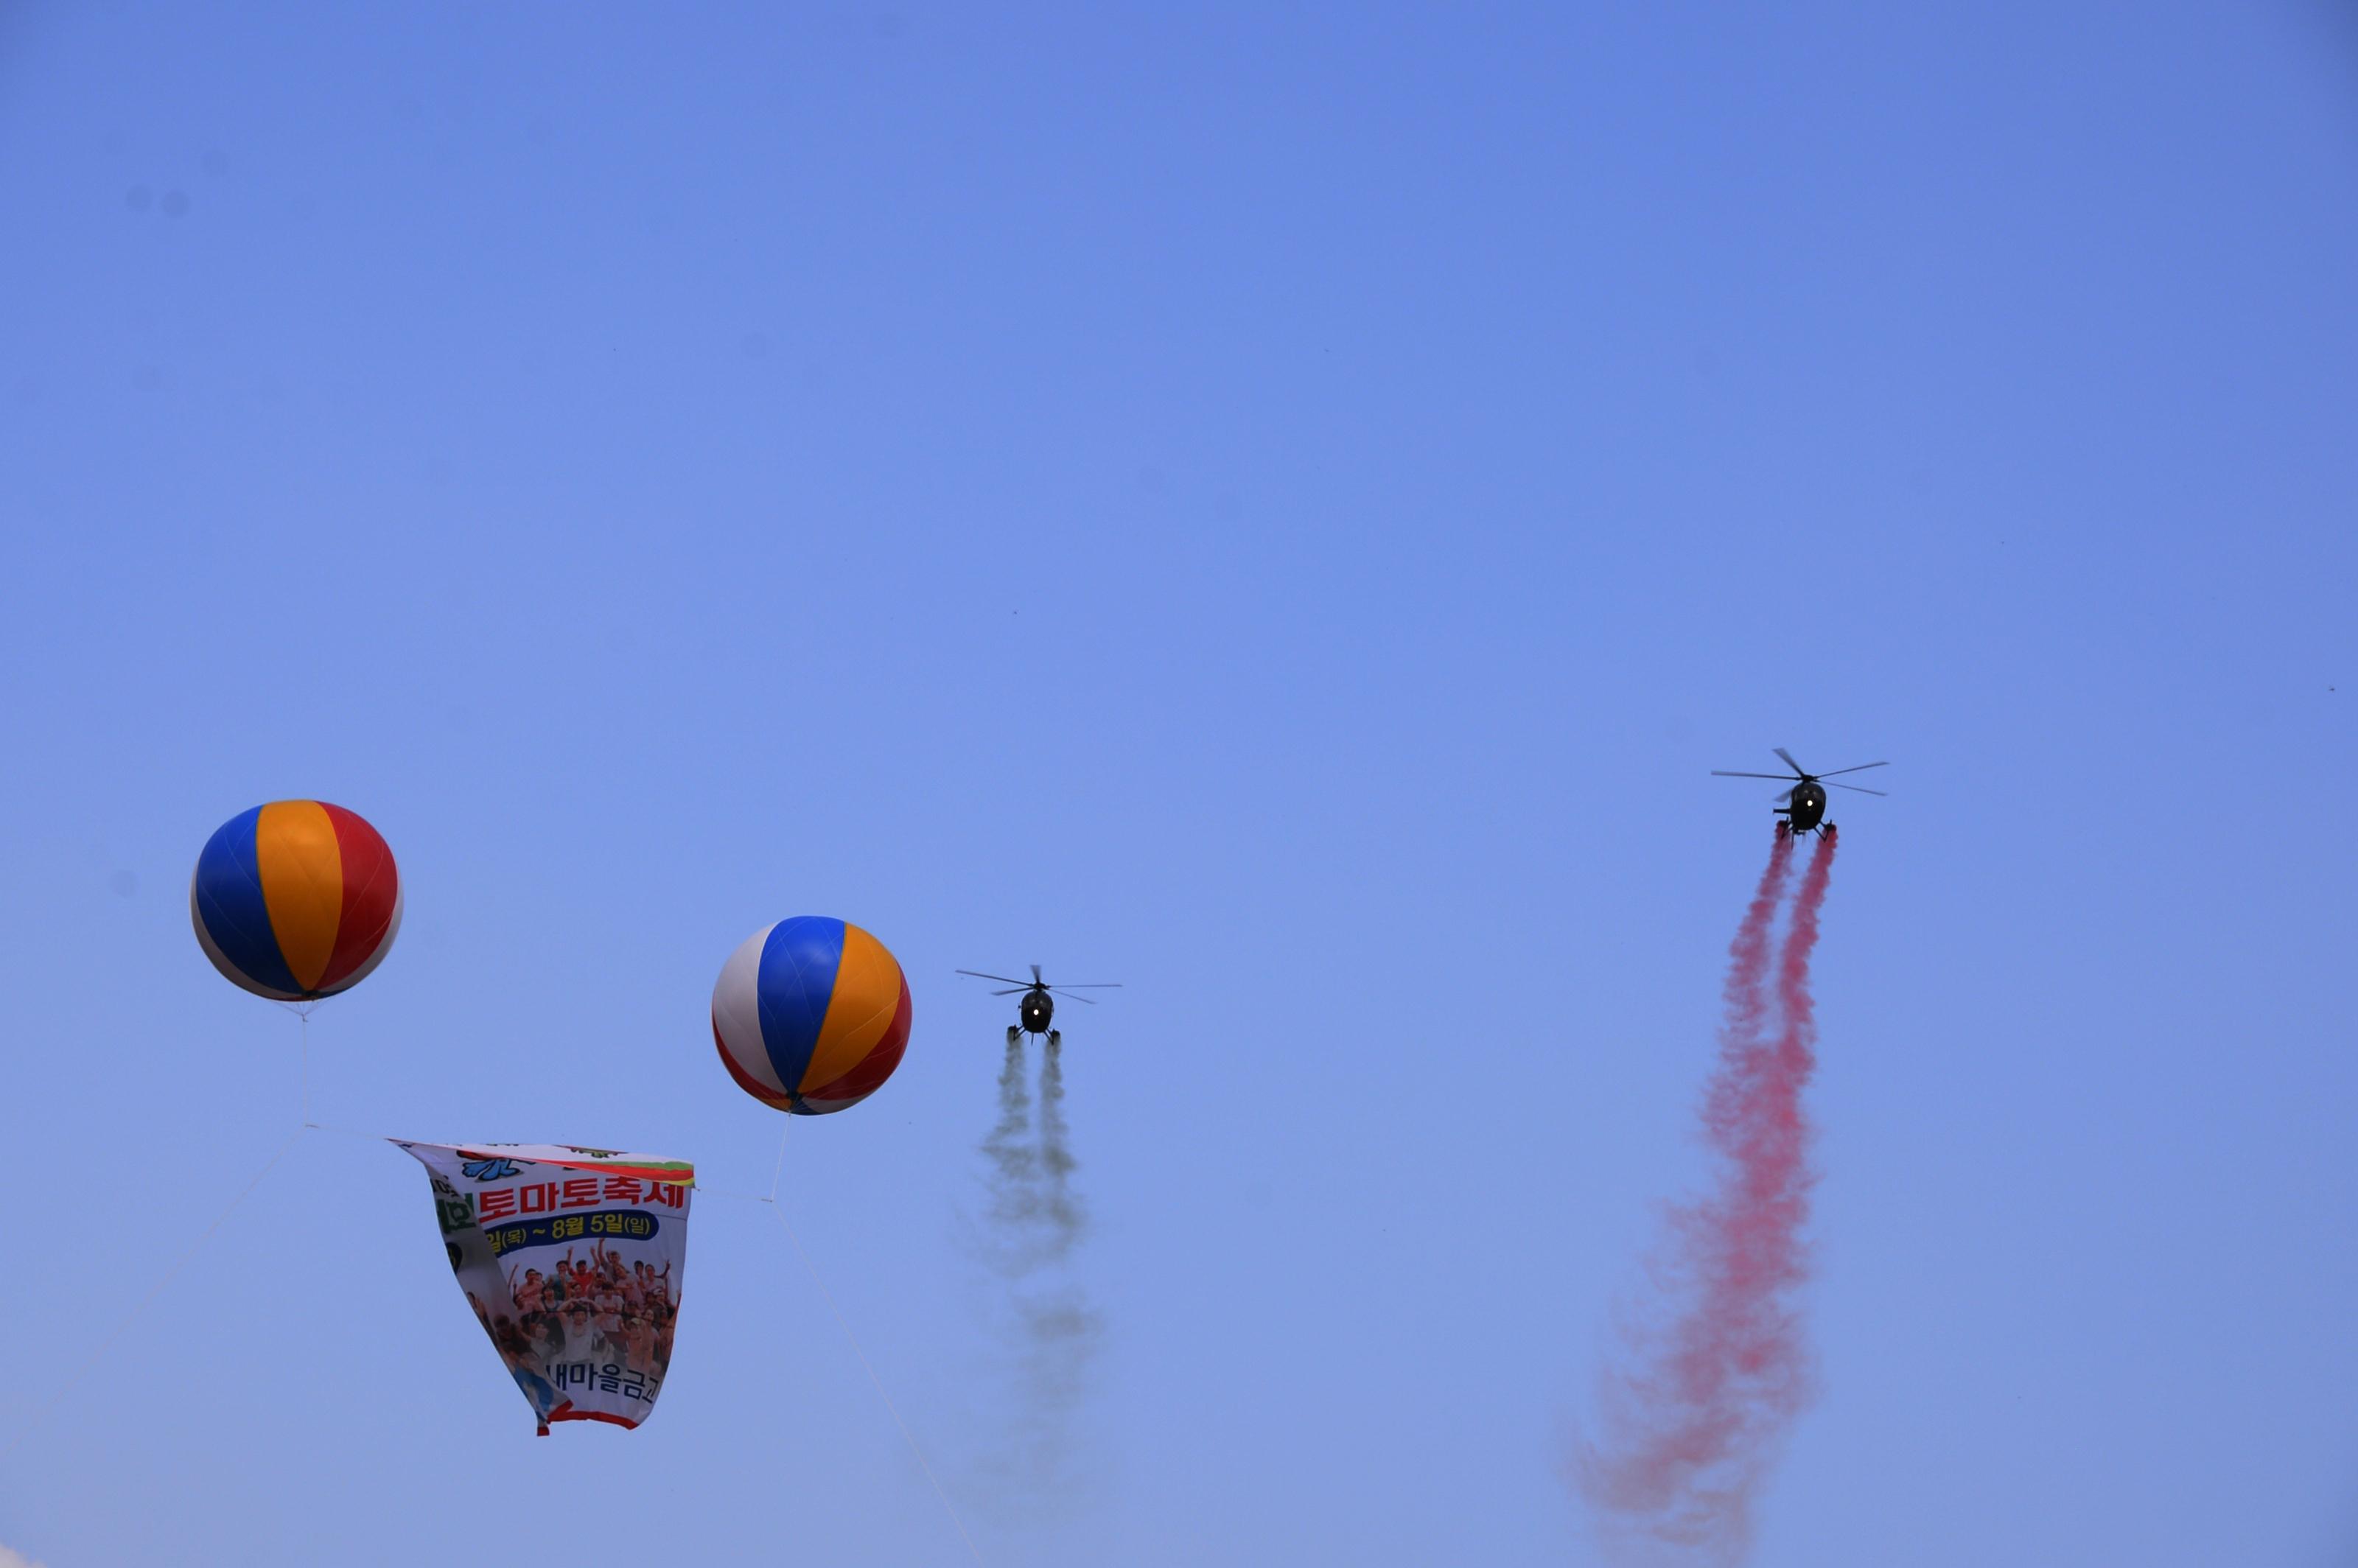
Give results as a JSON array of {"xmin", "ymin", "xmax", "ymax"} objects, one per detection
[{"xmin": 971, "ymin": 1031, "xmax": 1100, "ymax": 1509}]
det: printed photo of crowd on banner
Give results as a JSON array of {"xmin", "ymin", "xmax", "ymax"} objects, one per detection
[{"xmin": 468, "ymin": 1240, "xmax": 679, "ymax": 1392}]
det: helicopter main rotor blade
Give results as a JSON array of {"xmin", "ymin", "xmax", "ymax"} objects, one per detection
[
  {"xmin": 1774, "ymin": 747, "xmax": 1806, "ymax": 776},
  {"xmin": 1774, "ymin": 785, "xmax": 1797, "ymax": 802},
  {"xmin": 991, "ymin": 987, "xmax": 1030, "ymax": 995},
  {"xmin": 957, "ymin": 970, "xmax": 1037, "ymax": 989},
  {"xmin": 1032, "ymin": 964, "xmax": 1043, "ymax": 985},
  {"xmin": 1816, "ymin": 761, "xmax": 1889, "ymax": 778},
  {"xmin": 1712, "ymin": 770, "xmax": 1797, "ymax": 780},
  {"xmin": 1052, "ymin": 984, "xmax": 1124, "ymax": 990},
  {"xmin": 1825, "ymin": 781, "xmax": 1888, "ymax": 796},
  {"xmin": 1047, "ymin": 989, "xmax": 1100, "ymax": 1004}
]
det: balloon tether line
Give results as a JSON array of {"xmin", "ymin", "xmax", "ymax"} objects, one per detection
[
  {"xmin": 703, "ymin": 1119, "xmax": 978, "ymax": 1561},
  {"xmin": 14, "ymin": 1000, "xmax": 335, "ymax": 1455},
  {"xmin": 1, "ymin": 1124, "xmax": 305, "ymax": 1461},
  {"xmin": 19, "ymin": 1012, "xmax": 962, "ymax": 1566},
  {"xmin": 18, "ymin": 1002, "xmax": 329, "ymax": 1456},
  {"xmin": 767, "ymin": 1202, "xmax": 985, "ymax": 1566}
]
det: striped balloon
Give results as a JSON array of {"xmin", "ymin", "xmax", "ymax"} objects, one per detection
[
  {"xmin": 711, "ymin": 917, "xmax": 912, "ymax": 1116},
  {"xmin": 191, "ymin": 801, "xmax": 402, "ymax": 1002}
]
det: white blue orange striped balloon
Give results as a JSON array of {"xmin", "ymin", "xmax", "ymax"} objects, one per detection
[{"xmin": 711, "ymin": 917, "xmax": 912, "ymax": 1116}]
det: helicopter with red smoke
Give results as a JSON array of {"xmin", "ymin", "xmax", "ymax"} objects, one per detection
[{"xmin": 1712, "ymin": 748, "xmax": 1888, "ymax": 837}]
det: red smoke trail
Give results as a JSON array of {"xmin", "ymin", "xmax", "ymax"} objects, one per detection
[{"xmin": 1578, "ymin": 828, "xmax": 1836, "ymax": 1562}]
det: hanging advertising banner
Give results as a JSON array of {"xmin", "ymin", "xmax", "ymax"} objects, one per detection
[{"xmin": 397, "ymin": 1140, "xmax": 694, "ymax": 1435}]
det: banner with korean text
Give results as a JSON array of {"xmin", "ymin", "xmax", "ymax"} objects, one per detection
[{"xmin": 398, "ymin": 1140, "xmax": 693, "ymax": 1435}]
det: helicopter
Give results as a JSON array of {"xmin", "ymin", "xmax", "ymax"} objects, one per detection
[
  {"xmin": 956, "ymin": 965, "xmax": 1122, "ymax": 1047},
  {"xmin": 1711, "ymin": 747, "xmax": 1888, "ymax": 837}
]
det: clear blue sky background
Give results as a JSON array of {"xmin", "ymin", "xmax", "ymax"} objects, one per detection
[{"xmin": 4, "ymin": 4, "xmax": 2356, "ymax": 1564}]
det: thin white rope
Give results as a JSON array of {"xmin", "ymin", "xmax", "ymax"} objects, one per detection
[
  {"xmin": 696, "ymin": 1119, "xmax": 793, "ymax": 1203},
  {"xmin": 767, "ymin": 1202, "xmax": 984, "ymax": 1566},
  {"xmin": 18, "ymin": 1023, "xmax": 964, "ymax": 1568},
  {"xmin": 302, "ymin": 1118, "xmax": 400, "ymax": 1143},
  {"xmin": 3, "ymin": 1123, "xmax": 307, "ymax": 1460},
  {"xmin": 692, "ymin": 1183, "xmax": 772, "ymax": 1203}
]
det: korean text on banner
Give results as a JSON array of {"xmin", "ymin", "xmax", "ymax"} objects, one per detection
[{"xmin": 397, "ymin": 1140, "xmax": 693, "ymax": 1435}]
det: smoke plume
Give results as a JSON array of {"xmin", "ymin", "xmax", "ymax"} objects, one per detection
[
  {"xmin": 982, "ymin": 1033, "xmax": 1040, "ymax": 1237},
  {"xmin": 972, "ymin": 1031, "xmax": 1100, "ymax": 1505},
  {"xmin": 1578, "ymin": 828, "xmax": 1836, "ymax": 1562},
  {"xmin": 1037, "ymin": 1035, "xmax": 1085, "ymax": 1258}
]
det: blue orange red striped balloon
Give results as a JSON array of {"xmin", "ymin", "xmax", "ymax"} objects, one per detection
[
  {"xmin": 191, "ymin": 801, "xmax": 403, "ymax": 1001},
  {"xmin": 711, "ymin": 917, "xmax": 912, "ymax": 1116}
]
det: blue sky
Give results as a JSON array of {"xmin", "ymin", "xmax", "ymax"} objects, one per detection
[{"xmin": 3, "ymin": 3, "xmax": 2356, "ymax": 1564}]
